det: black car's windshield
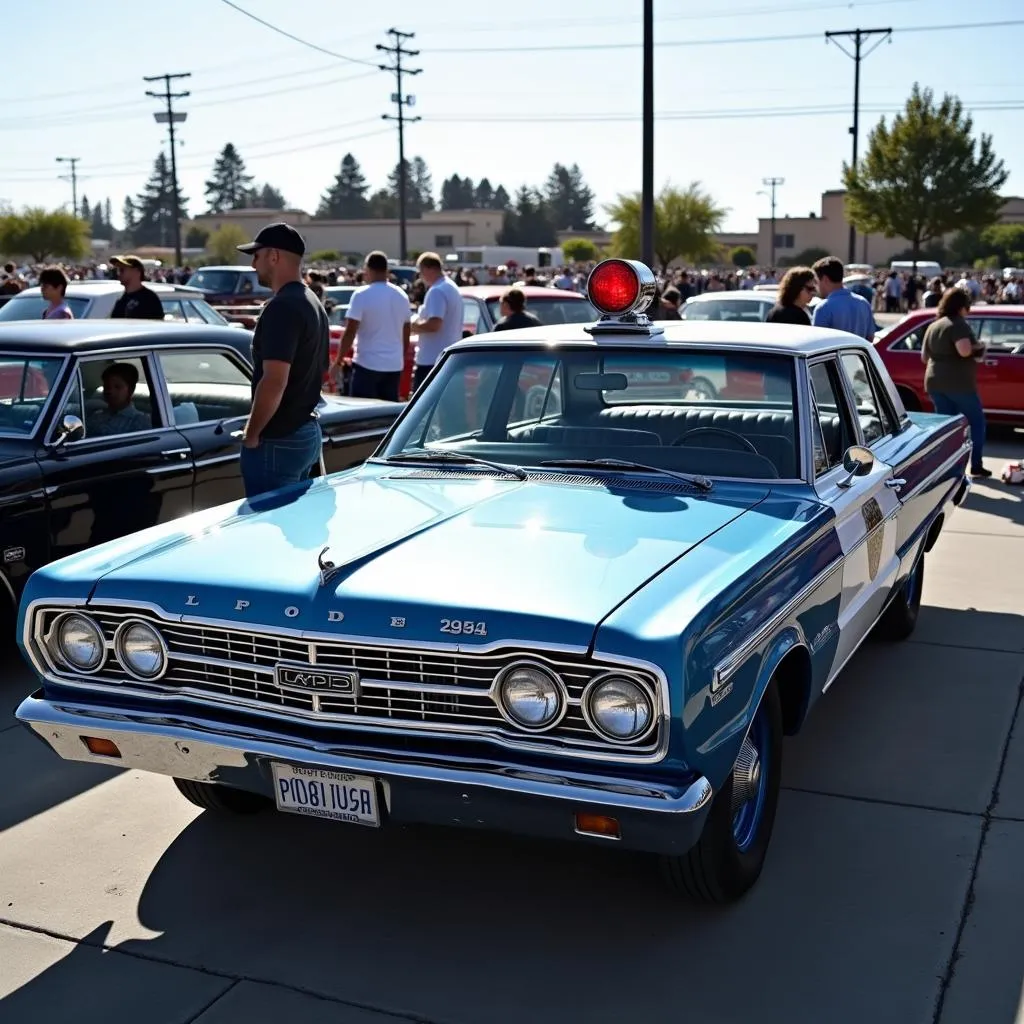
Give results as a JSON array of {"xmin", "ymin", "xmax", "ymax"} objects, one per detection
[
  {"xmin": 0, "ymin": 295, "xmax": 91, "ymax": 321},
  {"xmin": 0, "ymin": 356, "xmax": 64, "ymax": 435},
  {"xmin": 381, "ymin": 345, "xmax": 800, "ymax": 480},
  {"xmin": 485, "ymin": 296, "xmax": 599, "ymax": 326}
]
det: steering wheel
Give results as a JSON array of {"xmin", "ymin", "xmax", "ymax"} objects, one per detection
[{"xmin": 672, "ymin": 426, "xmax": 759, "ymax": 455}]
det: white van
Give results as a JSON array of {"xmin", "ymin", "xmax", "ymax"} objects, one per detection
[{"xmin": 890, "ymin": 260, "xmax": 942, "ymax": 278}]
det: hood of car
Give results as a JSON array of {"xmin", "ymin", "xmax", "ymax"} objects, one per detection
[{"xmin": 87, "ymin": 469, "xmax": 769, "ymax": 648}]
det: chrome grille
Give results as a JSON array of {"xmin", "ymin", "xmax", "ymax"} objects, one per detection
[{"xmin": 34, "ymin": 606, "xmax": 663, "ymax": 759}]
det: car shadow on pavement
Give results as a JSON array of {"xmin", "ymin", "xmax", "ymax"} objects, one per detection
[{"xmin": 961, "ymin": 480, "xmax": 1024, "ymax": 526}]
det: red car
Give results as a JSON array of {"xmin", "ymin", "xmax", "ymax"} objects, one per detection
[{"xmin": 875, "ymin": 306, "xmax": 1024, "ymax": 423}]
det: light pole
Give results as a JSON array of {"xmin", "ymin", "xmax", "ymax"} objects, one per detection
[
  {"xmin": 56, "ymin": 157, "xmax": 80, "ymax": 214},
  {"xmin": 758, "ymin": 177, "xmax": 784, "ymax": 269}
]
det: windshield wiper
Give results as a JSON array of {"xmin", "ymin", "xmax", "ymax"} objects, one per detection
[
  {"xmin": 381, "ymin": 448, "xmax": 528, "ymax": 481},
  {"xmin": 539, "ymin": 458, "xmax": 713, "ymax": 492}
]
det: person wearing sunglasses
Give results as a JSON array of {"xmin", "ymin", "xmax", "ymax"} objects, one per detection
[{"xmin": 766, "ymin": 266, "xmax": 816, "ymax": 325}]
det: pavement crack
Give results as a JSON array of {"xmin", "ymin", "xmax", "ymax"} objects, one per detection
[
  {"xmin": 0, "ymin": 917, "xmax": 451, "ymax": 1024},
  {"xmin": 780, "ymin": 785, "xmax": 983, "ymax": 819},
  {"xmin": 180, "ymin": 979, "xmax": 239, "ymax": 1024},
  {"xmin": 930, "ymin": 669, "xmax": 1024, "ymax": 1024}
]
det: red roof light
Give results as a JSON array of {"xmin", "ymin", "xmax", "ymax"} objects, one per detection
[{"xmin": 587, "ymin": 260, "xmax": 642, "ymax": 315}]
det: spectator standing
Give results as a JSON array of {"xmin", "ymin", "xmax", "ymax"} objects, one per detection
[
  {"xmin": 766, "ymin": 267, "xmax": 816, "ymax": 325},
  {"xmin": 109, "ymin": 255, "xmax": 165, "ymax": 319},
  {"xmin": 923, "ymin": 277, "xmax": 944, "ymax": 308},
  {"xmin": 921, "ymin": 287, "xmax": 990, "ymax": 479},
  {"xmin": 410, "ymin": 252, "xmax": 463, "ymax": 391},
  {"xmin": 883, "ymin": 271, "xmax": 902, "ymax": 313},
  {"xmin": 331, "ymin": 250, "xmax": 411, "ymax": 401},
  {"xmin": 493, "ymin": 288, "xmax": 542, "ymax": 331},
  {"xmin": 39, "ymin": 267, "xmax": 74, "ymax": 319},
  {"xmin": 235, "ymin": 222, "xmax": 329, "ymax": 497},
  {"xmin": 811, "ymin": 257, "xmax": 875, "ymax": 340}
]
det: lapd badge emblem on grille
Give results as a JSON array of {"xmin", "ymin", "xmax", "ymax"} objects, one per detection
[{"xmin": 275, "ymin": 664, "xmax": 359, "ymax": 712}]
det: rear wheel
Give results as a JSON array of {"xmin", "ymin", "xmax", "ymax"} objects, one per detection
[
  {"xmin": 874, "ymin": 551, "xmax": 924, "ymax": 641},
  {"xmin": 173, "ymin": 778, "xmax": 271, "ymax": 814},
  {"xmin": 661, "ymin": 681, "xmax": 783, "ymax": 903}
]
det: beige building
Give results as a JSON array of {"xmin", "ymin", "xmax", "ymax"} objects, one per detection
[
  {"xmin": 185, "ymin": 207, "xmax": 503, "ymax": 262},
  {"xmin": 758, "ymin": 190, "xmax": 1024, "ymax": 268}
]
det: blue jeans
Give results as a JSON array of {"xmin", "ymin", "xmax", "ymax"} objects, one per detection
[
  {"xmin": 240, "ymin": 419, "xmax": 323, "ymax": 498},
  {"xmin": 928, "ymin": 390, "xmax": 985, "ymax": 471}
]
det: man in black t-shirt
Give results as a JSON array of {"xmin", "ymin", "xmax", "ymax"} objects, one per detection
[
  {"xmin": 492, "ymin": 288, "xmax": 542, "ymax": 331},
  {"xmin": 235, "ymin": 222, "xmax": 328, "ymax": 498},
  {"xmin": 109, "ymin": 255, "xmax": 165, "ymax": 319}
]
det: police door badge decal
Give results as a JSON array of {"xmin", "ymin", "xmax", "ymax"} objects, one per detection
[{"xmin": 862, "ymin": 497, "xmax": 884, "ymax": 582}]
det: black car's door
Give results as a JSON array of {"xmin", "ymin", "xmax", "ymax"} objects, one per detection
[
  {"xmin": 318, "ymin": 397, "xmax": 405, "ymax": 474},
  {"xmin": 150, "ymin": 345, "xmax": 254, "ymax": 511},
  {"xmin": 38, "ymin": 352, "xmax": 195, "ymax": 560}
]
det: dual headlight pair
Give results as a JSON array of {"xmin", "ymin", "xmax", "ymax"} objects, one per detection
[
  {"xmin": 497, "ymin": 662, "xmax": 655, "ymax": 743},
  {"xmin": 50, "ymin": 613, "xmax": 166, "ymax": 680}
]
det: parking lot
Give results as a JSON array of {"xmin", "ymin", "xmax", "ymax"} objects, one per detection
[{"xmin": 1, "ymin": 432, "xmax": 1021, "ymax": 1024}]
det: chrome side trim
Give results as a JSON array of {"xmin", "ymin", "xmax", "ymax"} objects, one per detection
[
  {"xmin": 0, "ymin": 352, "xmax": 70, "ymax": 441},
  {"xmin": 712, "ymin": 556, "xmax": 843, "ymax": 690},
  {"xmin": 901, "ymin": 443, "xmax": 971, "ymax": 504}
]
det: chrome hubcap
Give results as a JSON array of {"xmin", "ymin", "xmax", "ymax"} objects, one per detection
[{"xmin": 731, "ymin": 736, "xmax": 761, "ymax": 813}]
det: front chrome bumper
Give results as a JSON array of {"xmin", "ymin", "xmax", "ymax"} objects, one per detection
[{"xmin": 16, "ymin": 692, "xmax": 713, "ymax": 855}]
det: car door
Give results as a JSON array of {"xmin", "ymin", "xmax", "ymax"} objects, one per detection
[
  {"xmin": 969, "ymin": 316, "xmax": 1024, "ymax": 415},
  {"xmin": 152, "ymin": 346, "xmax": 254, "ymax": 511},
  {"xmin": 808, "ymin": 356, "xmax": 902, "ymax": 683},
  {"xmin": 38, "ymin": 353, "xmax": 195, "ymax": 561}
]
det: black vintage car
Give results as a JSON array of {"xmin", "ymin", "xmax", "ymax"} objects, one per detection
[{"xmin": 0, "ymin": 320, "xmax": 403, "ymax": 618}]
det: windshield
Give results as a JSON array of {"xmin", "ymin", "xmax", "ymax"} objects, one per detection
[
  {"xmin": 0, "ymin": 356, "xmax": 64, "ymax": 435},
  {"xmin": 0, "ymin": 295, "xmax": 91, "ymax": 321},
  {"xmin": 380, "ymin": 346, "xmax": 800, "ymax": 480},
  {"xmin": 485, "ymin": 296, "xmax": 599, "ymax": 326},
  {"xmin": 681, "ymin": 297, "xmax": 770, "ymax": 323},
  {"xmin": 186, "ymin": 269, "xmax": 269, "ymax": 296}
]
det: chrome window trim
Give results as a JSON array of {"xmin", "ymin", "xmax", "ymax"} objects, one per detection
[
  {"xmin": 836, "ymin": 347, "xmax": 901, "ymax": 449},
  {"xmin": 154, "ymin": 343, "xmax": 253, "ymax": 430},
  {"xmin": 0, "ymin": 352, "xmax": 70, "ymax": 440},
  {"xmin": 23, "ymin": 596, "xmax": 671, "ymax": 765}
]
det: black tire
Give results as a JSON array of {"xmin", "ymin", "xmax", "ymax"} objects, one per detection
[
  {"xmin": 874, "ymin": 551, "xmax": 924, "ymax": 642},
  {"xmin": 661, "ymin": 681, "xmax": 783, "ymax": 904},
  {"xmin": 173, "ymin": 777, "xmax": 270, "ymax": 814}
]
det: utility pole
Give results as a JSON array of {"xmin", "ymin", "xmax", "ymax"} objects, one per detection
[
  {"xmin": 760, "ymin": 177, "xmax": 784, "ymax": 268},
  {"xmin": 144, "ymin": 72, "xmax": 190, "ymax": 267},
  {"xmin": 56, "ymin": 157, "xmax": 80, "ymax": 214},
  {"xmin": 641, "ymin": 0, "xmax": 654, "ymax": 271},
  {"xmin": 825, "ymin": 27, "xmax": 891, "ymax": 264},
  {"xmin": 378, "ymin": 29, "xmax": 421, "ymax": 263}
]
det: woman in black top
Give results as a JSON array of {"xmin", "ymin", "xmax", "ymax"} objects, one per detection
[{"xmin": 766, "ymin": 266, "xmax": 816, "ymax": 325}]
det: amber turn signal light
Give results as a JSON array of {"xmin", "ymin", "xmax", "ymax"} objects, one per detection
[
  {"xmin": 574, "ymin": 812, "xmax": 621, "ymax": 839},
  {"xmin": 82, "ymin": 736, "xmax": 121, "ymax": 758}
]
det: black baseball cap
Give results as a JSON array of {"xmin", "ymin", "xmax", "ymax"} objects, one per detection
[{"xmin": 236, "ymin": 222, "xmax": 306, "ymax": 257}]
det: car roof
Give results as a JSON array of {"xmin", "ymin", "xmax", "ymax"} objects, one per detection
[
  {"xmin": 458, "ymin": 285, "xmax": 587, "ymax": 299},
  {"xmin": 11, "ymin": 281, "xmax": 205, "ymax": 298},
  {"xmin": 0, "ymin": 319, "xmax": 252, "ymax": 354},
  {"xmin": 450, "ymin": 319, "xmax": 875, "ymax": 356},
  {"xmin": 685, "ymin": 290, "xmax": 774, "ymax": 302},
  {"xmin": 191, "ymin": 265, "xmax": 252, "ymax": 273},
  {"xmin": 889, "ymin": 305, "xmax": 1024, "ymax": 326}
]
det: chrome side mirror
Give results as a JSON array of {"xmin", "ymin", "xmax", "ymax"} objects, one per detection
[
  {"xmin": 838, "ymin": 444, "xmax": 874, "ymax": 487},
  {"xmin": 53, "ymin": 414, "xmax": 85, "ymax": 447}
]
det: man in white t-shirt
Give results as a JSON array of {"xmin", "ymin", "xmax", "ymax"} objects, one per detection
[
  {"xmin": 411, "ymin": 251, "xmax": 464, "ymax": 392},
  {"xmin": 331, "ymin": 250, "xmax": 411, "ymax": 401}
]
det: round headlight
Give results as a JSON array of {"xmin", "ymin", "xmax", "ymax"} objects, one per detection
[
  {"xmin": 497, "ymin": 663, "xmax": 564, "ymax": 731},
  {"xmin": 586, "ymin": 676, "xmax": 654, "ymax": 742},
  {"xmin": 55, "ymin": 613, "xmax": 105, "ymax": 672},
  {"xmin": 115, "ymin": 621, "xmax": 167, "ymax": 680}
]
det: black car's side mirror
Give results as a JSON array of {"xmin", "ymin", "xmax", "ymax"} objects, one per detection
[
  {"xmin": 51, "ymin": 414, "xmax": 85, "ymax": 448},
  {"xmin": 838, "ymin": 444, "xmax": 874, "ymax": 487}
]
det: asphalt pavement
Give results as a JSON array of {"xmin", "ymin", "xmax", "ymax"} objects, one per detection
[{"xmin": 1, "ymin": 432, "xmax": 1022, "ymax": 1024}]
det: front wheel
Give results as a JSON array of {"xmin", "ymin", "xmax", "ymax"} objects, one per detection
[
  {"xmin": 661, "ymin": 681, "xmax": 782, "ymax": 904},
  {"xmin": 873, "ymin": 551, "xmax": 924, "ymax": 642},
  {"xmin": 173, "ymin": 778, "xmax": 271, "ymax": 814}
]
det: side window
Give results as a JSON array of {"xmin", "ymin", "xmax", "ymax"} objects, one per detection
[
  {"xmin": 161, "ymin": 300, "xmax": 186, "ymax": 322},
  {"xmin": 66, "ymin": 356, "xmax": 158, "ymax": 439},
  {"xmin": 462, "ymin": 299, "xmax": 485, "ymax": 335},
  {"xmin": 157, "ymin": 350, "xmax": 252, "ymax": 426},
  {"xmin": 808, "ymin": 360, "xmax": 855, "ymax": 475},
  {"xmin": 971, "ymin": 317, "xmax": 1024, "ymax": 351},
  {"xmin": 841, "ymin": 351, "xmax": 896, "ymax": 444},
  {"xmin": 515, "ymin": 358, "xmax": 561, "ymax": 421},
  {"xmin": 888, "ymin": 326, "xmax": 925, "ymax": 352}
]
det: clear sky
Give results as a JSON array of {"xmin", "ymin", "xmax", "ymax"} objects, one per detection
[{"xmin": 2, "ymin": 0, "xmax": 1022, "ymax": 235}]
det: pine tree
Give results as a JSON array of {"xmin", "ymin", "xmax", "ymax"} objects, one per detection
[
  {"xmin": 368, "ymin": 188, "xmax": 398, "ymax": 218},
  {"xmin": 440, "ymin": 174, "xmax": 476, "ymax": 210},
  {"xmin": 90, "ymin": 202, "xmax": 106, "ymax": 239},
  {"xmin": 104, "ymin": 198, "xmax": 113, "ymax": 231},
  {"xmin": 317, "ymin": 154, "xmax": 370, "ymax": 218},
  {"xmin": 492, "ymin": 185, "xmax": 511, "ymax": 211},
  {"xmin": 387, "ymin": 156, "xmax": 434, "ymax": 217},
  {"xmin": 413, "ymin": 157, "xmax": 435, "ymax": 212},
  {"xmin": 123, "ymin": 197, "xmax": 136, "ymax": 234},
  {"xmin": 132, "ymin": 153, "xmax": 189, "ymax": 247},
  {"xmin": 255, "ymin": 183, "xmax": 286, "ymax": 210},
  {"xmin": 497, "ymin": 187, "xmax": 556, "ymax": 246},
  {"xmin": 544, "ymin": 163, "xmax": 595, "ymax": 231},
  {"xmin": 79, "ymin": 195, "xmax": 91, "ymax": 221},
  {"xmin": 474, "ymin": 178, "xmax": 494, "ymax": 209},
  {"xmin": 204, "ymin": 143, "xmax": 254, "ymax": 213}
]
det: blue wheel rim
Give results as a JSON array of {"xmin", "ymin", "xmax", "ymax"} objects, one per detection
[{"xmin": 732, "ymin": 703, "xmax": 770, "ymax": 852}]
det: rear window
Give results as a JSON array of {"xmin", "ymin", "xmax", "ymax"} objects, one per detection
[
  {"xmin": 0, "ymin": 296, "xmax": 91, "ymax": 321},
  {"xmin": 486, "ymin": 296, "xmax": 598, "ymax": 326}
]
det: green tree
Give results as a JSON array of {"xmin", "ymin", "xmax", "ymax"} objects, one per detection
[
  {"xmin": 79, "ymin": 194, "xmax": 91, "ymax": 222},
  {"xmin": 497, "ymin": 187, "xmax": 556, "ymax": 246},
  {"xmin": 249, "ymin": 183, "xmax": 286, "ymax": 210},
  {"xmin": 492, "ymin": 185, "xmax": 511, "ymax": 211},
  {"xmin": 206, "ymin": 224, "xmax": 249, "ymax": 264},
  {"xmin": 605, "ymin": 183, "xmax": 726, "ymax": 273},
  {"xmin": 440, "ymin": 174, "xmax": 476, "ymax": 210},
  {"xmin": 185, "ymin": 226, "xmax": 210, "ymax": 249},
  {"xmin": 844, "ymin": 83, "xmax": 1009, "ymax": 271},
  {"xmin": 204, "ymin": 143, "xmax": 254, "ymax": 213},
  {"xmin": 474, "ymin": 178, "xmax": 495, "ymax": 209},
  {"xmin": 386, "ymin": 157, "xmax": 434, "ymax": 217},
  {"xmin": 0, "ymin": 207, "xmax": 89, "ymax": 262},
  {"xmin": 317, "ymin": 154, "xmax": 370, "ymax": 218},
  {"xmin": 729, "ymin": 245, "xmax": 756, "ymax": 268},
  {"xmin": 561, "ymin": 237, "xmax": 599, "ymax": 262},
  {"xmin": 544, "ymin": 163, "xmax": 595, "ymax": 231},
  {"xmin": 132, "ymin": 153, "xmax": 189, "ymax": 247}
]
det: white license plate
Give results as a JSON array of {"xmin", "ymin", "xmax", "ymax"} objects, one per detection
[{"xmin": 271, "ymin": 763, "xmax": 380, "ymax": 827}]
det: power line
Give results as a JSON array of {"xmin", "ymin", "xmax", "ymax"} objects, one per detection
[
  {"xmin": 378, "ymin": 28, "xmax": 422, "ymax": 262},
  {"xmin": 144, "ymin": 72, "xmax": 190, "ymax": 267},
  {"xmin": 826, "ymin": 27, "xmax": 892, "ymax": 263},
  {"xmin": 218, "ymin": 0, "xmax": 380, "ymax": 68},
  {"xmin": 55, "ymin": 157, "xmax": 81, "ymax": 213}
]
